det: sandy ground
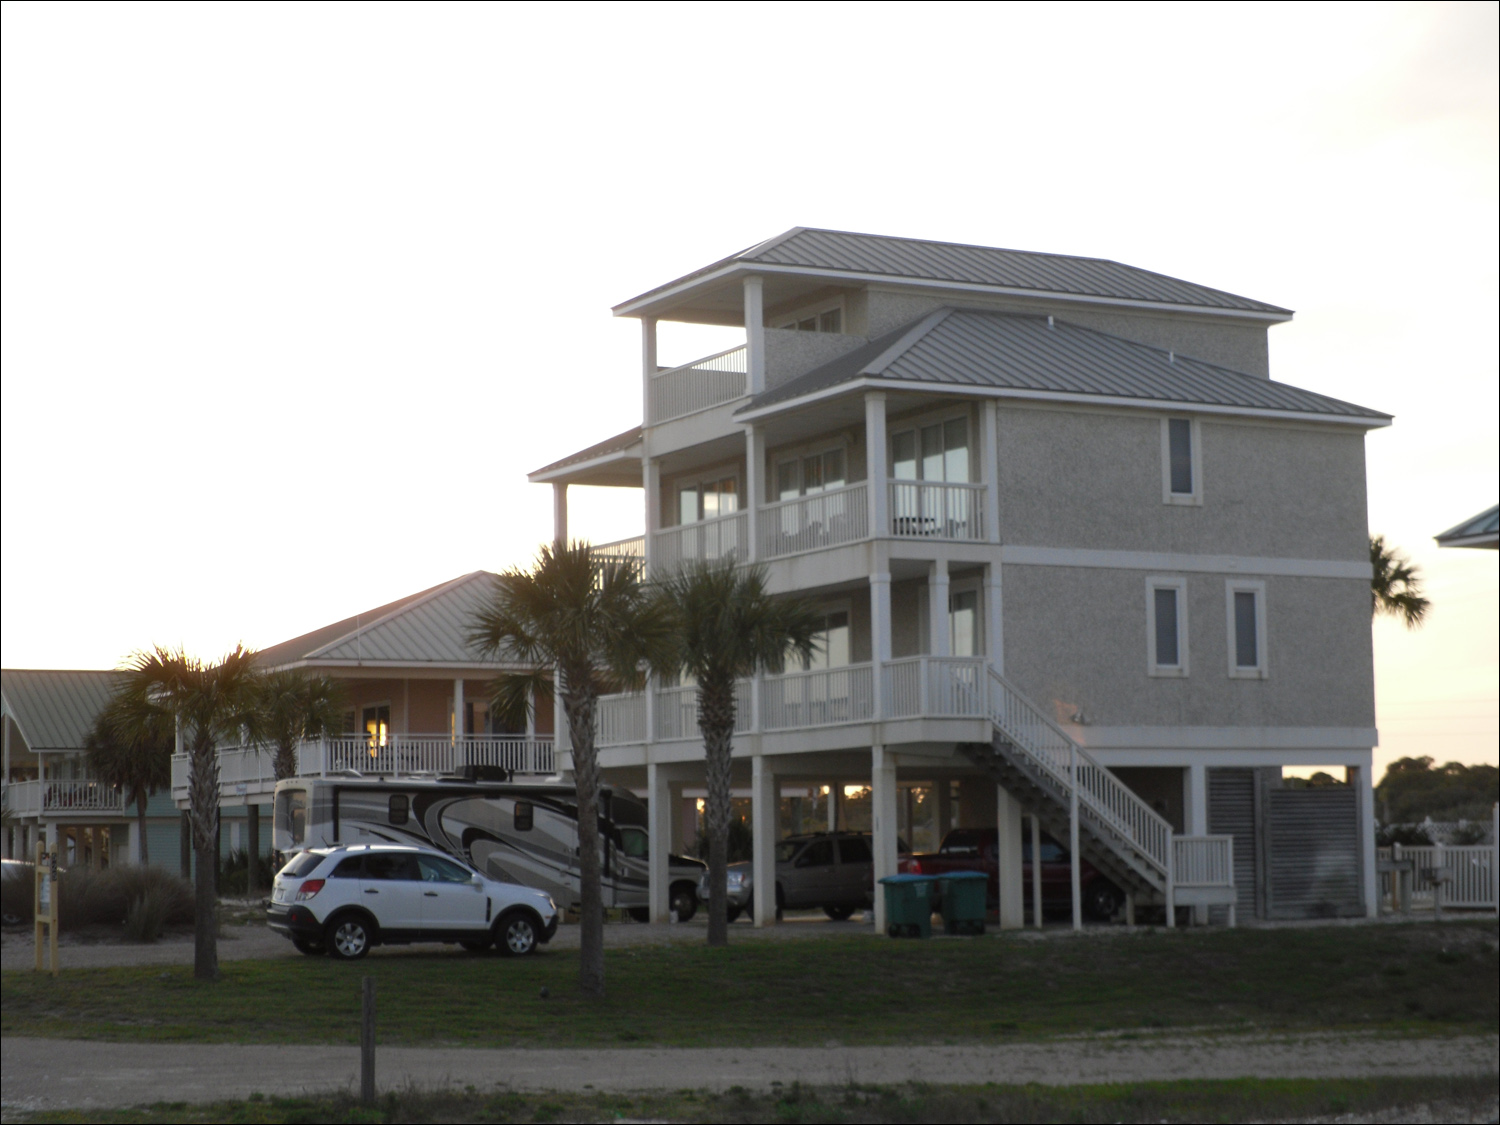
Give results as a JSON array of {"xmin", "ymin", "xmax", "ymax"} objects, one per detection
[{"xmin": 2, "ymin": 1031, "xmax": 1497, "ymax": 1115}]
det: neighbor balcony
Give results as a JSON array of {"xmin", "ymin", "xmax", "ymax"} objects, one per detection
[{"xmin": 3, "ymin": 778, "xmax": 125, "ymax": 818}]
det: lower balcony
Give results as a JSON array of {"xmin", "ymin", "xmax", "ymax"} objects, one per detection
[{"xmin": 3, "ymin": 778, "xmax": 126, "ymax": 818}]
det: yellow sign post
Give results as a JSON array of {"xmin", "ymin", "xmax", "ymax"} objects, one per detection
[{"xmin": 34, "ymin": 841, "xmax": 59, "ymax": 975}]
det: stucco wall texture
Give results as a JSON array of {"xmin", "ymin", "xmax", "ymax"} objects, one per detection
[
  {"xmin": 995, "ymin": 407, "xmax": 1370, "ymax": 561},
  {"xmin": 1000, "ymin": 566, "xmax": 1376, "ymax": 730}
]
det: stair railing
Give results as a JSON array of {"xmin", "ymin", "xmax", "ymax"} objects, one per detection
[{"xmin": 986, "ymin": 666, "xmax": 1172, "ymax": 881}]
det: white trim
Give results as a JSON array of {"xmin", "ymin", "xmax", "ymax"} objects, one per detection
[
  {"xmin": 613, "ymin": 261, "xmax": 1294, "ymax": 324},
  {"xmin": 1070, "ymin": 725, "xmax": 1377, "ymax": 749},
  {"xmin": 998, "ymin": 545, "xmax": 1370, "ymax": 580},
  {"xmin": 734, "ymin": 374, "xmax": 1390, "ymax": 428},
  {"xmin": 1160, "ymin": 416, "xmax": 1203, "ymax": 506},
  {"xmin": 528, "ymin": 443, "xmax": 643, "ymax": 484},
  {"xmin": 1146, "ymin": 575, "xmax": 1189, "ymax": 678},
  {"xmin": 1225, "ymin": 579, "xmax": 1269, "ymax": 679}
]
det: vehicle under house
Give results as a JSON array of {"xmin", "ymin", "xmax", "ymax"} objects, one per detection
[{"xmin": 529, "ymin": 227, "xmax": 1393, "ymax": 929}]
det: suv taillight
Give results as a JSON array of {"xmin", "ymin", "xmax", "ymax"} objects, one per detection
[
  {"xmin": 904, "ymin": 858, "xmax": 922, "ymax": 874},
  {"xmin": 295, "ymin": 879, "xmax": 325, "ymax": 901}
]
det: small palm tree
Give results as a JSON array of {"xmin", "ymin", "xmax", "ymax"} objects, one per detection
[
  {"xmin": 87, "ymin": 698, "xmax": 173, "ymax": 866},
  {"xmin": 115, "ymin": 645, "xmax": 260, "ymax": 981},
  {"xmin": 468, "ymin": 541, "xmax": 669, "ymax": 997},
  {"xmin": 1370, "ymin": 534, "xmax": 1430, "ymax": 628},
  {"xmin": 255, "ymin": 669, "xmax": 346, "ymax": 781},
  {"xmin": 650, "ymin": 559, "xmax": 822, "ymax": 947}
]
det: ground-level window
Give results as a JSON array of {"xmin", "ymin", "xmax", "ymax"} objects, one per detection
[
  {"xmin": 1226, "ymin": 579, "xmax": 1268, "ymax": 678},
  {"xmin": 1147, "ymin": 577, "xmax": 1189, "ymax": 676}
]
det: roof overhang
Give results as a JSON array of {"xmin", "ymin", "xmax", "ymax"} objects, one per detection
[
  {"xmin": 734, "ymin": 375, "xmax": 1392, "ymax": 429},
  {"xmin": 528, "ymin": 441, "xmax": 644, "ymax": 487}
]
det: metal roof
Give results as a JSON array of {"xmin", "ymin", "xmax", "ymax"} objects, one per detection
[
  {"xmin": 1435, "ymin": 504, "xmax": 1500, "ymax": 549},
  {"xmin": 262, "ymin": 572, "xmax": 524, "ymax": 668},
  {"xmin": 1, "ymin": 669, "xmax": 121, "ymax": 752},
  {"xmin": 738, "ymin": 309, "xmax": 1389, "ymax": 425},
  {"xmin": 529, "ymin": 426, "xmax": 642, "ymax": 483},
  {"xmin": 616, "ymin": 227, "xmax": 1292, "ymax": 318}
]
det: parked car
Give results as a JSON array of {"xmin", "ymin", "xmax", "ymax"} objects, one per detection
[
  {"xmin": 900, "ymin": 827, "xmax": 1124, "ymax": 921},
  {"xmin": 699, "ymin": 831, "xmax": 909, "ymax": 921},
  {"xmin": 266, "ymin": 843, "xmax": 559, "ymax": 960}
]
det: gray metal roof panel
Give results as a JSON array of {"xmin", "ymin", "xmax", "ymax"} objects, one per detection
[
  {"xmin": 530, "ymin": 426, "xmax": 642, "ymax": 479},
  {"xmin": 616, "ymin": 227, "xmax": 1291, "ymax": 316},
  {"xmin": 742, "ymin": 309, "xmax": 1388, "ymax": 422},
  {"xmin": 1435, "ymin": 504, "xmax": 1500, "ymax": 546},
  {"xmin": 0, "ymin": 669, "xmax": 121, "ymax": 752},
  {"xmin": 309, "ymin": 572, "xmax": 518, "ymax": 665}
]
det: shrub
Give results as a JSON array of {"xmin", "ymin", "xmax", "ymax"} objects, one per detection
[
  {"xmin": 219, "ymin": 848, "xmax": 277, "ymax": 895},
  {"xmin": 1377, "ymin": 823, "xmax": 1433, "ymax": 847},
  {"xmin": 1, "ymin": 866, "xmax": 33, "ymax": 926}
]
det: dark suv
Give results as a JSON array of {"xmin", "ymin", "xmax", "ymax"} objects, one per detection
[{"xmin": 701, "ymin": 831, "xmax": 899, "ymax": 921}]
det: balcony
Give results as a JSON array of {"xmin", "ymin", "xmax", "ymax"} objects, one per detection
[
  {"xmin": 3, "ymin": 778, "xmax": 125, "ymax": 817},
  {"xmin": 596, "ymin": 656, "xmax": 989, "ymax": 747},
  {"xmin": 888, "ymin": 481, "xmax": 985, "ymax": 541},
  {"xmin": 647, "ymin": 345, "xmax": 748, "ymax": 426}
]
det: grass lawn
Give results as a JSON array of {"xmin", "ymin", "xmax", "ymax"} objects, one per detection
[
  {"xmin": 13, "ymin": 1076, "xmax": 1500, "ymax": 1124},
  {"xmin": 2, "ymin": 921, "xmax": 1495, "ymax": 1047}
]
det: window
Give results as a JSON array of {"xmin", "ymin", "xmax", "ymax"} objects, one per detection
[
  {"xmin": 388, "ymin": 795, "xmax": 409, "ymax": 826},
  {"xmin": 950, "ymin": 588, "xmax": 980, "ymax": 657},
  {"xmin": 779, "ymin": 305, "xmax": 842, "ymax": 333},
  {"xmin": 1146, "ymin": 576, "xmax": 1189, "ymax": 676},
  {"xmin": 837, "ymin": 837, "xmax": 872, "ymax": 864},
  {"xmin": 776, "ymin": 448, "xmax": 847, "ymax": 500},
  {"xmin": 362, "ymin": 704, "xmax": 390, "ymax": 749},
  {"xmin": 891, "ymin": 418, "xmax": 970, "ymax": 483},
  {"xmin": 514, "ymin": 800, "xmax": 534, "ymax": 832},
  {"xmin": 804, "ymin": 609, "xmax": 850, "ymax": 670},
  {"xmin": 1161, "ymin": 417, "xmax": 1202, "ymax": 505},
  {"xmin": 618, "ymin": 826, "xmax": 648, "ymax": 858},
  {"xmin": 795, "ymin": 839, "xmax": 836, "ymax": 867},
  {"xmin": 1226, "ymin": 580, "xmax": 1268, "ymax": 678},
  {"xmin": 678, "ymin": 475, "xmax": 738, "ymax": 524},
  {"xmin": 330, "ymin": 856, "xmax": 364, "ymax": 878},
  {"xmin": 416, "ymin": 854, "xmax": 473, "ymax": 883},
  {"xmin": 364, "ymin": 853, "xmax": 419, "ymax": 881}
]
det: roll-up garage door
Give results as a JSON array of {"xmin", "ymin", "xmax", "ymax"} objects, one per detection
[{"xmin": 1264, "ymin": 788, "xmax": 1362, "ymax": 919}]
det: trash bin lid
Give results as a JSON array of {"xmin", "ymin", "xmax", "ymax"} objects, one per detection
[
  {"xmin": 879, "ymin": 873, "xmax": 938, "ymax": 884},
  {"xmin": 938, "ymin": 870, "xmax": 988, "ymax": 881}
]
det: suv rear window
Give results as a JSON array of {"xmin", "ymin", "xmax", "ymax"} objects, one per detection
[
  {"xmin": 281, "ymin": 852, "xmax": 325, "ymax": 878},
  {"xmin": 838, "ymin": 838, "xmax": 872, "ymax": 864}
]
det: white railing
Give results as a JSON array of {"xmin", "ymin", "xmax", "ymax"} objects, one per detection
[
  {"xmin": 596, "ymin": 693, "xmax": 646, "ymax": 747},
  {"xmin": 1380, "ymin": 844, "xmax": 1497, "ymax": 910},
  {"xmin": 647, "ymin": 345, "xmax": 748, "ymax": 425},
  {"xmin": 654, "ymin": 681, "xmax": 753, "ymax": 741},
  {"xmin": 653, "ymin": 511, "xmax": 748, "ymax": 571},
  {"xmin": 5, "ymin": 778, "xmax": 125, "ymax": 815},
  {"xmin": 594, "ymin": 535, "xmax": 645, "ymax": 561},
  {"xmin": 884, "ymin": 656, "xmax": 988, "ymax": 718},
  {"xmin": 1174, "ymin": 835, "xmax": 1235, "ymax": 886},
  {"xmin": 889, "ymin": 481, "xmax": 985, "ymax": 540},
  {"xmin": 762, "ymin": 664, "xmax": 875, "ymax": 730},
  {"xmin": 760, "ymin": 483, "xmax": 869, "ymax": 558},
  {"xmin": 987, "ymin": 666, "xmax": 1171, "ymax": 881},
  {"xmin": 295, "ymin": 735, "xmax": 556, "ymax": 779}
]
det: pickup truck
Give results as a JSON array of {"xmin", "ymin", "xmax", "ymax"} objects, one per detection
[{"xmin": 899, "ymin": 827, "xmax": 1124, "ymax": 921}]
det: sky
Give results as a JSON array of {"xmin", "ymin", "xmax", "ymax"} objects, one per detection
[{"xmin": 2, "ymin": 1, "xmax": 1496, "ymax": 781}]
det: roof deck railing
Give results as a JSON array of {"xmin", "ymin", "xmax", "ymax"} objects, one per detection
[{"xmin": 647, "ymin": 345, "xmax": 748, "ymax": 425}]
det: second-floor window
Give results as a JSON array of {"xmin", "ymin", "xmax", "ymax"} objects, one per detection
[
  {"xmin": 805, "ymin": 609, "xmax": 851, "ymax": 670},
  {"xmin": 1146, "ymin": 577, "xmax": 1189, "ymax": 677},
  {"xmin": 777, "ymin": 449, "xmax": 847, "ymax": 500},
  {"xmin": 1226, "ymin": 580, "xmax": 1268, "ymax": 678},
  {"xmin": 679, "ymin": 476, "xmax": 738, "ymax": 524},
  {"xmin": 892, "ymin": 418, "xmax": 970, "ymax": 482}
]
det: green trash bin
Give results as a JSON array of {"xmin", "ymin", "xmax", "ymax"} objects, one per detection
[
  {"xmin": 879, "ymin": 874, "xmax": 937, "ymax": 939},
  {"xmin": 938, "ymin": 871, "xmax": 989, "ymax": 935}
]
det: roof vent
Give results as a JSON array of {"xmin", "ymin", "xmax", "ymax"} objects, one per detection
[
  {"xmin": 1168, "ymin": 351, "xmax": 1175, "ymax": 364},
  {"xmin": 1047, "ymin": 316, "xmax": 1054, "ymax": 329}
]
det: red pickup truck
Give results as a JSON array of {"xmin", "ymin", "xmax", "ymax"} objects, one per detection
[{"xmin": 899, "ymin": 827, "xmax": 1124, "ymax": 921}]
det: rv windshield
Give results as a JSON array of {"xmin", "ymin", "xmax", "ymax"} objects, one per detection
[{"xmin": 274, "ymin": 788, "xmax": 308, "ymax": 849}]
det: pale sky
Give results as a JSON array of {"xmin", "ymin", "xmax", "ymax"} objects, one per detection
[{"xmin": 3, "ymin": 2, "xmax": 1496, "ymax": 780}]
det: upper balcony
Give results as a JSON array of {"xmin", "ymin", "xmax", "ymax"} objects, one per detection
[
  {"xmin": 648, "ymin": 345, "xmax": 748, "ymax": 426},
  {"xmin": 4, "ymin": 777, "xmax": 125, "ymax": 818}
]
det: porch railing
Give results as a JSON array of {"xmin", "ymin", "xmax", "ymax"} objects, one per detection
[
  {"xmin": 883, "ymin": 656, "xmax": 988, "ymax": 719},
  {"xmin": 647, "ymin": 345, "xmax": 748, "ymax": 425},
  {"xmin": 654, "ymin": 681, "xmax": 753, "ymax": 741},
  {"xmin": 594, "ymin": 535, "xmax": 646, "ymax": 561},
  {"xmin": 760, "ymin": 483, "xmax": 869, "ymax": 559},
  {"xmin": 653, "ymin": 511, "xmax": 748, "ymax": 571},
  {"xmin": 1173, "ymin": 835, "xmax": 1235, "ymax": 886},
  {"xmin": 597, "ymin": 693, "xmax": 646, "ymax": 747},
  {"xmin": 761, "ymin": 663, "xmax": 875, "ymax": 731},
  {"xmin": 4, "ymin": 778, "xmax": 126, "ymax": 815},
  {"xmin": 889, "ymin": 481, "xmax": 985, "ymax": 540}
]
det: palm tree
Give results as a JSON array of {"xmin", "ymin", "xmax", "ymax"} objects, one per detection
[
  {"xmin": 650, "ymin": 559, "xmax": 822, "ymax": 948},
  {"xmin": 255, "ymin": 669, "xmax": 346, "ymax": 781},
  {"xmin": 86, "ymin": 698, "xmax": 173, "ymax": 866},
  {"xmin": 115, "ymin": 645, "xmax": 260, "ymax": 980},
  {"xmin": 468, "ymin": 541, "xmax": 668, "ymax": 997},
  {"xmin": 1370, "ymin": 534, "xmax": 1430, "ymax": 628}
]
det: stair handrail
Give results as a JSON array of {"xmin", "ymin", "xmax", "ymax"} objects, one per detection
[{"xmin": 986, "ymin": 666, "xmax": 1172, "ymax": 878}]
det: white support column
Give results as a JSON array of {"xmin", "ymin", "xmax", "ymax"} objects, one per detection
[
  {"xmin": 44, "ymin": 821, "xmax": 58, "ymax": 849},
  {"xmin": 752, "ymin": 756, "xmax": 778, "ymax": 927},
  {"xmin": 865, "ymin": 392, "xmax": 888, "ymax": 537},
  {"xmin": 554, "ymin": 670, "xmax": 569, "ymax": 767},
  {"xmin": 1030, "ymin": 814, "xmax": 1043, "ymax": 928},
  {"xmin": 984, "ymin": 563, "xmax": 1004, "ymax": 675},
  {"xmin": 745, "ymin": 425, "xmax": 764, "ymax": 561},
  {"xmin": 981, "ymin": 399, "xmax": 1001, "ymax": 543},
  {"xmin": 928, "ymin": 559, "xmax": 951, "ymax": 657},
  {"xmin": 1187, "ymin": 762, "xmax": 1208, "ymax": 923},
  {"xmin": 870, "ymin": 572, "xmax": 892, "ymax": 720},
  {"xmin": 1352, "ymin": 755, "xmax": 1378, "ymax": 918},
  {"xmin": 641, "ymin": 316, "xmax": 658, "ymax": 420},
  {"xmin": 525, "ymin": 684, "xmax": 536, "ymax": 741},
  {"xmin": 453, "ymin": 679, "xmax": 465, "ymax": 744},
  {"xmin": 128, "ymin": 819, "xmax": 142, "ymax": 865},
  {"xmin": 996, "ymin": 786, "xmax": 1024, "ymax": 930},
  {"xmin": 643, "ymin": 457, "xmax": 660, "ymax": 573},
  {"xmin": 552, "ymin": 483, "xmax": 569, "ymax": 547},
  {"xmin": 744, "ymin": 277, "xmax": 766, "ymax": 395},
  {"xmin": 871, "ymin": 745, "xmax": 899, "ymax": 932},
  {"xmin": 648, "ymin": 763, "xmax": 672, "ymax": 922}
]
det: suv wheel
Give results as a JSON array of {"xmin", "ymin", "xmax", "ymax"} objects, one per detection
[
  {"xmin": 326, "ymin": 914, "xmax": 374, "ymax": 960},
  {"xmin": 823, "ymin": 904, "xmax": 856, "ymax": 921},
  {"xmin": 670, "ymin": 884, "xmax": 698, "ymax": 922},
  {"xmin": 496, "ymin": 910, "xmax": 539, "ymax": 956},
  {"xmin": 1083, "ymin": 880, "xmax": 1123, "ymax": 921}
]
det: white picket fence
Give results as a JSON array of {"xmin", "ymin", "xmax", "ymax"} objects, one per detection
[{"xmin": 1378, "ymin": 843, "xmax": 1498, "ymax": 911}]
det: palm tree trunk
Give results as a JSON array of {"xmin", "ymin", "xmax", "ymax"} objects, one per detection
[
  {"xmin": 135, "ymin": 792, "xmax": 150, "ymax": 866},
  {"xmin": 699, "ymin": 676, "xmax": 737, "ymax": 948},
  {"xmin": 187, "ymin": 736, "xmax": 220, "ymax": 981},
  {"xmin": 274, "ymin": 738, "xmax": 298, "ymax": 783},
  {"xmin": 565, "ymin": 684, "xmax": 605, "ymax": 998}
]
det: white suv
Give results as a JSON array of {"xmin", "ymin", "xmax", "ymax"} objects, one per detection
[{"xmin": 267, "ymin": 844, "xmax": 559, "ymax": 960}]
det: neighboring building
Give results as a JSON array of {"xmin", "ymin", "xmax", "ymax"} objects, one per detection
[
  {"xmin": 530, "ymin": 227, "xmax": 1390, "ymax": 926},
  {"xmin": 1435, "ymin": 504, "xmax": 1499, "ymax": 550}
]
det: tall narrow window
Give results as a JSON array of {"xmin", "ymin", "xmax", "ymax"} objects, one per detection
[
  {"xmin": 1162, "ymin": 417, "xmax": 1201, "ymax": 504},
  {"xmin": 950, "ymin": 589, "xmax": 980, "ymax": 657},
  {"xmin": 1226, "ymin": 580, "xmax": 1268, "ymax": 678},
  {"xmin": 1147, "ymin": 578, "xmax": 1189, "ymax": 676}
]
